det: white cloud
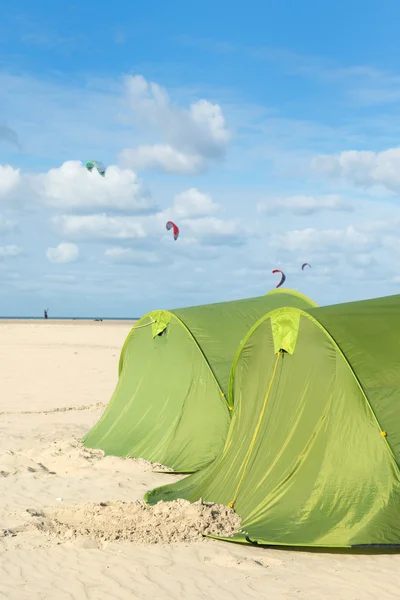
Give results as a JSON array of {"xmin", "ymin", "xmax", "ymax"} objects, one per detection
[
  {"xmin": 52, "ymin": 211, "xmax": 241, "ymax": 248},
  {"xmin": 190, "ymin": 99, "xmax": 231, "ymax": 147},
  {"xmin": 4, "ymin": 69, "xmax": 400, "ymax": 311},
  {"xmin": 257, "ymin": 194, "xmax": 352, "ymax": 215},
  {"xmin": 52, "ymin": 214, "xmax": 147, "ymax": 241},
  {"xmin": 0, "ymin": 161, "xmax": 155, "ymax": 214},
  {"xmin": 119, "ymin": 75, "xmax": 231, "ymax": 174},
  {"xmin": 264, "ymin": 218, "xmax": 400, "ymax": 287},
  {"xmin": 119, "ymin": 144, "xmax": 205, "ymax": 175},
  {"xmin": 46, "ymin": 242, "xmax": 80, "ymax": 264},
  {"xmin": 311, "ymin": 147, "xmax": 400, "ymax": 194},
  {"xmin": 0, "ymin": 245, "xmax": 23, "ymax": 260},
  {"xmin": 270, "ymin": 225, "xmax": 375, "ymax": 254},
  {"xmin": 171, "ymin": 188, "xmax": 219, "ymax": 219},
  {"xmin": 52, "ymin": 187, "xmax": 234, "ymax": 248},
  {"xmin": 0, "ymin": 165, "xmax": 21, "ymax": 198},
  {"xmin": 32, "ymin": 161, "xmax": 154, "ymax": 213},
  {"xmin": 182, "ymin": 216, "xmax": 243, "ymax": 247}
]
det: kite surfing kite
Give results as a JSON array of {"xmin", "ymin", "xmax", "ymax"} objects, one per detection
[
  {"xmin": 166, "ymin": 221, "xmax": 179, "ymax": 241},
  {"xmin": 86, "ymin": 160, "xmax": 106, "ymax": 177},
  {"xmin": 272, "ymin": 269, "xmax": 286, "ymax": 288},
  {"xmin": 301, "ymin": 262, "xmax": 311, "ymax": 270}
]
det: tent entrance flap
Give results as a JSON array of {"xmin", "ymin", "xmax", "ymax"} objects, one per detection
[
  {"xmin": 151, "ymin": 310, "xmax": 171, "ymax": 338},
  {"xmin": 270, "ymin": 308, "xmax": 300, "ymax": 355}
]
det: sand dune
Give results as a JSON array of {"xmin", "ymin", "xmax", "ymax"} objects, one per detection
[{"xmin": 1, "ymin": 321, "xmax": 399, "ymax": 599}]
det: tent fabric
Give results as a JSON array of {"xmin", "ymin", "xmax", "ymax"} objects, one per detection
[
  {"xmin": 170, "ymin": 288, "xmax": 317, "ymax": 404},
  {"xmin": 145, "ymin": 297, "xmax": 400, "ymax": 548},
  {"xmin": 83, "ymin": 289, "xmax": 316, "ymax": 474},
  {"xmin": 307, "ymin": 293, "xmax": 400, "ymax": 466}
]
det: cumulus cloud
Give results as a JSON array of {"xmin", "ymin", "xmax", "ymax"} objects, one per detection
[
  {"xmin": 0, "ymin": 245, "xmax": 23, "ymax": 260},
  {"xmin": 159, "ymin": 188, "xmax": 238, "ymax": 246},
  {"xmin": 52, "ymin": 186, "xmax": 237, "ymax": 248},
  {"xmin": 270, "ymin": 225, "xmax": 375, "ymax": 254},
  {"xmin": 0, "ymin": 165, "xmax": 21, "ymax": 198},
  {"xmin": 119, "ymin": 75, "xmax": 231, "ymax": 174},
  {"xmin": 258, "ymin": 227, "xmax": 381, "ymax": 287},
  {"xmin": 119, "ymin": 145, "xmax": 204, "ymax": 175},
  {"xmin": 311, "ymin": 147, "xmax": 400, "ymax": 194},
  {"xmin": 181, "ymin": 216, "xmax": 243, "ymax": 247},
  {"xmin": 53, "ymin": 211, "xmax": 241, "ymax": 248},
  {"xmin": 0, "ymin": 161, "xmax": 155, "ymax": 214},
  {"xmin": 170, "ymin": 188, "xmax": 220, "ymax": 219},
  {"xmin": 32, "ymin": 161, "xmax": 154, "ymax": 213},
  {"xmin": 52, "ymin": 215, "xmax": 147, "ymax": 241},
  {"xmin": 46, "ymin": 242, "xmax": 80, "ymax": 264},
  {"xmin": 266, "ymin": 218, "xmax": 400, "ymax": 285},
  {"xmin": 257, "ymin": 194, "xmax": 352, "ymax": 215}
]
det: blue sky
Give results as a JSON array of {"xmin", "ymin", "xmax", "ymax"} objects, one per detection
[{"xmin": 1, "ymin": 0, "xmax": 400, "ymax": 317}]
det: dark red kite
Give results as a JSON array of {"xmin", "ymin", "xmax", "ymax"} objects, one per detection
[{"xmin": 166, "ymin": 221, "xmax": 179, "ymax": 241}]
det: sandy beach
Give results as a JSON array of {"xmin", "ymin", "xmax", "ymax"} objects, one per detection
[{"xmin": 1, "ymin": 320, "xmax": 399, "ymax": 600}]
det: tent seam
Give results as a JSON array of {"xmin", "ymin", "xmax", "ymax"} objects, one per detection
[
  {"xmin": 169, "ymin": 312, "xmax": 230, "ymax": 413},
  {"xmin": 119, "ymin": 311, "xmax": 229, "ymax": 413}
]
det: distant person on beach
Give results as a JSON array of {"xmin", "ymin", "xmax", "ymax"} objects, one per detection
[{"xmin": 44, "ymin": 309, "xmax": 48, "ymax": 319}]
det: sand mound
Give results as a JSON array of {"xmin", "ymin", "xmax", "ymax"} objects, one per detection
[
  {"xmin": 27, "ymin": 499, "xmax": 242, "ymax": 546},
  {"xmin": 151, "ymin": 462, "xmax": 175, "ymax": 472},
  {"xmin": 118, "ymin": 457, "xmax": 174, "ymax": 473},
  {"xmin": 0, "ymin": 435, "xmax": 175, "ymax": 481},
  {"xmin": 0, "ymin": 439, "xmax": 104, "ymax": 479}
]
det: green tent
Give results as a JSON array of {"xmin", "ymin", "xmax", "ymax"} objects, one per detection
[
  {"xmin": 83, "ymin": 289, "xmax": 316, "ymax": 474},
  {"xmin": 146, "ymin": 293, "xmax": 400, "ymax": 548}
]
